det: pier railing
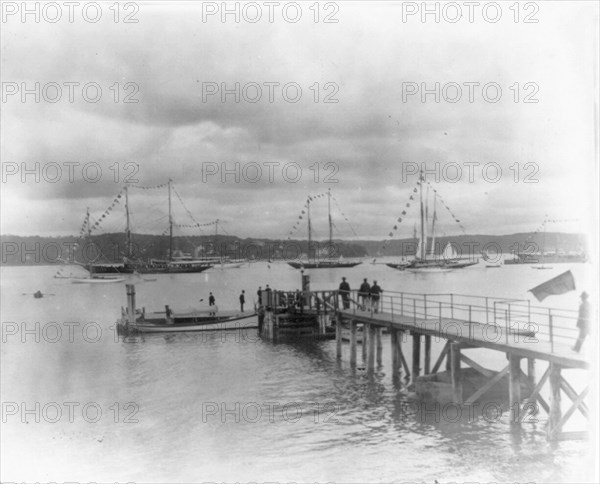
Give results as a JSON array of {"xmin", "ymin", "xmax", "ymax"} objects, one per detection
[
  {"xmin": 342, "ymin": 289, "xmax": 579, "ymax": 351},
  {"xmin": 261, "ymin": 289, "xmax": 580, "ymax": 351}
]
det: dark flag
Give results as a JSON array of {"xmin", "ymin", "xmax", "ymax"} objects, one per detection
[{"xmin": 529, "ymin": 270, "xmax": 576, "ymax": 302}]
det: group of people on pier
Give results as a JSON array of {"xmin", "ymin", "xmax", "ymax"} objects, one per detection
[{"xmin": 339, "ymin": 277, "xmax": 383, "ymax": 313}]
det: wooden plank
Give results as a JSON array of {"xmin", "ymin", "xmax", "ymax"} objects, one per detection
[
  {"xmin": 552, "ymin": 387, "xmax": 589, "ymax": 439},
  {"xmin": 450, "ymin": 342, "xmax": 462, "ymax": 404},
  {"xmin": 460, "ymin": 353, "xmax": 495, "ymax": 378},
  {"xmin": 431, "ymin": 341, "xmax": 449, "ymax": 374},
  {"xmin": 464, "ymin": 364, "xmax": 510, "ymax": 405},
  {"xmin": 560, "ymin": 376, "xmax": 589, "ymax": 418}
]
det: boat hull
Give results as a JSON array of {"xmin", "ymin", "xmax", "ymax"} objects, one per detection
[
  {"xmin": 71, "ymin": 277, "xmax": 126, "ymax": 284},
  {"xmin": 118, "ymin": 312, "xmax": 257, "ymax": 333},
  {"xmin": 288, "ymin": 261, "xmax": 362, "ymax": 269}
]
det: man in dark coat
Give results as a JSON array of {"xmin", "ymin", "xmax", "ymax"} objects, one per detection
[
  {"xmin": 239, "ymin": 290, "xmax": 245, "ymax": 312},
  {"xmin": 208, "ymin": 292, "xmax": 216, "ymax": 316},
  {"xmin": 370, "ymin": 280, "xmax": 383, "ymax": 313},
  {"xmin": 358, "ymin": 278, "xmax": 370, "ymax": 310},
  {"xmin": 339, "ymin": 277, "xmax": 351, "ymax": 309}
]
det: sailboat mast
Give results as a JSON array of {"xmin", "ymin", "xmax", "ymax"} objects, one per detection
[
  {"xmin": 429, "ymin": 192, "xmax": 437, "ymax": 257},
  {"xmin": 86, "ymin": 207, "xmax": 92, "ymax": 273},
  {"xmin": 328, "ymin": 188, "xmax": 332, "ymax": 247},
  {"xmin": 541, "ymin": 214, "xmax": 547, "ymax": 265},
  {"xmin": 168, "ymin": 179, "xmax": 173, "ymax": 261},
  {"xmin": 125, "ymin": 185, "xmax": 132, "ymax": 258},
  {"xmin": 307, "ymin": 197, "xmax": 312, "ymax": 259},
  {"xmin": 419, "ymin": 172, "xmax": 426, "ymax": 260}
]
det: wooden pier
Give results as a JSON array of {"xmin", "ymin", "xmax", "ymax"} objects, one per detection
[{"xmin": 260, "ymin": 285, "xmax": 590, "ymax": 441}]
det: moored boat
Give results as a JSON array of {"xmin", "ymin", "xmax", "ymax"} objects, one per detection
[
  {"xmin": 71, "ymin": 276, "xmax": 126, "ymax": 284},
  {"xmin": 118, "ymin": 310, "xmax": 257, "ymax": 333}
]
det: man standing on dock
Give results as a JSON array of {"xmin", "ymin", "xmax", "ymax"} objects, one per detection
[
  {"xmin": 239, "ymin": 290, "xmax": 245, "ymax": 312},
  {"xmin": 359, "ymin": 278, "xmax": 370, "ymax": 310},
  {"xmin": 257, "ymin": 286, "xmax": 262, "ymax": 305},
  {"xmin": 339, "ymin": 277, "xmax": 351, "ymax": 309},
  {"xmin": 572, "ymin": 291, "xmax": 590, "ymax": 352},
  {"xmin": 209, "ymin": 292, "xmax": 216, "ymax": 316},
  {"xmin": 370, "ymin": 280, "xmax": 383, "ymax": 313}
]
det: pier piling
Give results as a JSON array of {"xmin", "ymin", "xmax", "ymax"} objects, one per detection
[
  {"xmin": 349, "ymin": 320, "xmax": 357, "ymax": 367},
  {"xmin": 376, "ymin": 327, "xmax": 383, "ymax": 367},
  {"xmin": 424, "ymin": 335, "xmax": 431, "ymax": 374},
  {"xmin": 367, "ymin": 324, "xmax": 376, "ymax": 374},
  {"xmin": 450, "ymin": 342, "xmax": 463, "ymax": 404},
  {"xmin": 411, "ymin": 333, "xmax": 421, "ymax": 384},
  {"xmin": 509, "ymin": 354, "xmax": 522, "ymax": 423},
  {"xmin": 336, "ymin": 314, "xmax": 342, "ymax": 360}
]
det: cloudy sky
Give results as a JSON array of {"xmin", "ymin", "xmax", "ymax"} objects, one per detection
[{"xmin": 1, "ymin": 1, "xmax": 598, "ymax": 242}]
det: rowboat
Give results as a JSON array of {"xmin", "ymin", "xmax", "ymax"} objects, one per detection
[
  {"xmin": 71, "ymin": 276, "xmax": 126, "ymax": 284},
  {"xmin": 117, "ymin": 307, "xmax": 257, "ymax": 334}
]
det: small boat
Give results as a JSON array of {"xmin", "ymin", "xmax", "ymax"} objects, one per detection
[
  {"xmin": 406, "ymin": 266, "xmax": 452, "ymax": 273},
  {"xmin": 288, "ymin": 259, "xmax": 362, "ymax": 269},
  {"xmin": 117, "ymin": 307, "xmax": 257, "ymax": 334},
  {"xmin": 71, "ymin": 276, "xmax": 126, "ymax": 284},
  {"xmin": 385, "ymin": 262, "xmax": 410, "ymax": 271}
]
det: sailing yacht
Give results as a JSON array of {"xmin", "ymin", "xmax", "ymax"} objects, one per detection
[
  {"xmin": 388, "ymin": 175, "xmax": 478, "ymax": 272},
  {"xmin": 287, "ymin": 189, "xmax": 362, "ymax": 269},
  {"xmin": 84, "ymin": 181, "xmax": 213, "ymax": 274}
]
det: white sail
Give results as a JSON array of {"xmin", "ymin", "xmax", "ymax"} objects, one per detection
[{"xmin": 443, "ymin": 242, "xmax": 458, "ymax": 260}]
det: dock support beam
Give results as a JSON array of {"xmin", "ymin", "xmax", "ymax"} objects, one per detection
[
  {"xmin": 349, "ymin": 321, "xmax": 357, "ymax": 367},
  {"xmin": 411, "ymin": 333, "xmax": 421, "ymax": 384},
  {"xmin": 335, "ymin": 314, "xmax": 342, "ymax": 360},
  {"xmin": 391, "ymin": 329, "xmax": 399, "ymax": 380},
  {"xmin": 527, "ymin": 358, "xmax": 536, "ymax": 387},
  {"xmin": 509, "ymin": 354, "xmax": 522, "ymax": 424},
  {"xmin": 450, "ymin": 342, "xmax": 462, "ymax": 404},
  {"xmin": 424, "ymin": 335, "xmax": 431, "ymax": 374},
  {"xmin": 548, "ymin": 363, "xmax": 562, "ymax": 440},
  {"xmin": 367, "ymin": 324, "xmax": 376, "ymax": 374},
  {"xmin": 362, "ymin": 323, "xmax": 368, "ymax": 363},
  {"xmin": 376, "ymin": 328, "xmax": 383, "ymax": 367}
]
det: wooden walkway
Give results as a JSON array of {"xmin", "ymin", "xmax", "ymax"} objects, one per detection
[{"xmin": 339, "ymin": 308, "xmax": 588, "ymax": 369}]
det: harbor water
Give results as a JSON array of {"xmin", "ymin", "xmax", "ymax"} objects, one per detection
[{"xmin": 1, "ymin": 261, "xmax": 595, "ymax": 482}]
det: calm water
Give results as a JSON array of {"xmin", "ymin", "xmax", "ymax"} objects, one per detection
[{"xmin": 1, "ymin": 261, "xmax": 595, "ymax": 482}]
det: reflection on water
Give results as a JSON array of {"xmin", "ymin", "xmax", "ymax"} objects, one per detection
[{"xmin": 1, "ymin": 262, "xmax": 595, "ymax": 482}]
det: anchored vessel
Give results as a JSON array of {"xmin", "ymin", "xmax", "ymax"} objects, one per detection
[
  {"xmin": 81, "ymin": 181, "xmax": 213, "ymax": 275},
  {"xmin": 117, "ymin": 285, "xmax": 257, "ymax": 334},
  {"xmin": 387, "ymin": 175, "xmax": 478, "ymax": 272},
  {"xmin": 287, "ymin": 189, "xmax": 362, "ymax": 269}
]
